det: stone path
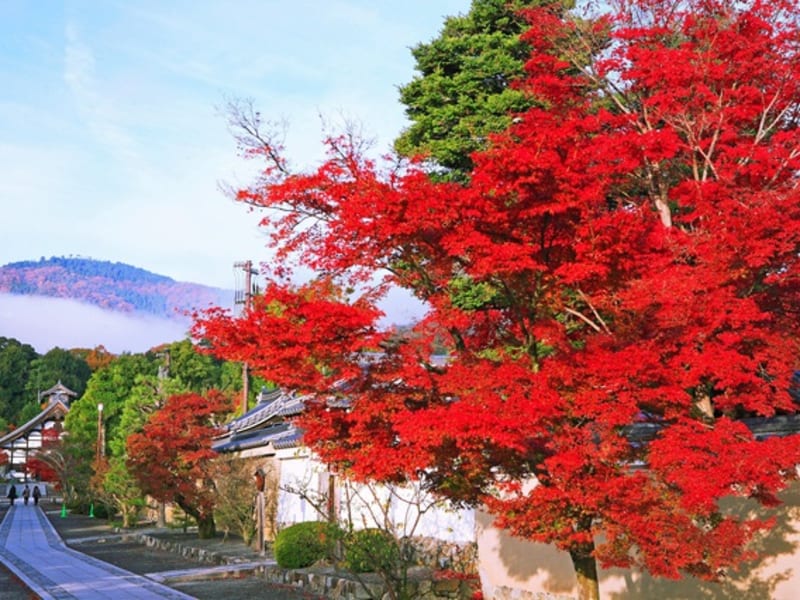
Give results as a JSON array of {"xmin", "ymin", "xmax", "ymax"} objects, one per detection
[{"xmin": 0, "ymin": 504, "xmax": 195, "ymax": 599}]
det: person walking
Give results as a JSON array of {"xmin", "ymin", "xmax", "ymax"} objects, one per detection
[
  {"xmin": 22, "ymin": 485, "xmax": 30, "ymax": 506},
  {"xmin": 6, "ymin": 484, "xmax": 17, "ymax": 506},
  {"xmin": 32, "ymin": 485, "xmax": 41, "ymax": 506}
]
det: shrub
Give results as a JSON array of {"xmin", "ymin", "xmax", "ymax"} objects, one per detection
[
  {"xmin": 212, "ymin": 456, "xmax": 275, "ymax": 548},
  {"xmin": 67, "ymin": 500, "xmax": 111, "ymax": 519},
  {"xmin": 274, "ymin": 521, "xmax": 336, "ymax": 569},
  {"xmin": 344, "ymin": 528, "xmax": 401, "ymax": 573}
]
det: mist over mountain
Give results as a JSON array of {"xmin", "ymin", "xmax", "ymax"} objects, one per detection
[
  {"xmin": 0, "ymin": 257, "xmax": 234, "ymax": 353},
  {"xmin": 0, "ymin": 294, "xmax": 189, "ymax": 354},
  {"xmin": 0, "ymin": 257, "xmax": 232, "ymax": 320},
  {"xmin": 0, "ymin": 256, "xmax": 429, "ymax": 354}
]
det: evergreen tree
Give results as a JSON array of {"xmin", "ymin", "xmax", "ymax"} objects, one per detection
[
  {"xmin": 0, "ymin": 337, "xmax": 37, "ymax": 424},
  {"xmin": 395, "ymin": 0, "xmax": 565, "ymax": 179}
]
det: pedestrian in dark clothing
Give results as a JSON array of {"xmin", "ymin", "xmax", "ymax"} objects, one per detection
[
  {"xmin": 22, "ymin": 485, "xmax": 30, "ymax": 505},
  {"xmin": 7, "ymin": 485, "xmax": 17, "ymax": 506},
  {"xmin": 32, "ymin": 485, "xmax": 41, "ymax": 506}
]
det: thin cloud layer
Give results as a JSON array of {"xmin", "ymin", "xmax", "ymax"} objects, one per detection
[
  {"xmin": 0, "ymin": 293, "xmax": 187, "ymax": 354},
  {"xmin": 0, "ymin": 1, "xmax": 468, "ymax": 298}
]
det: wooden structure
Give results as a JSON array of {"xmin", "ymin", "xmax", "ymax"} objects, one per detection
[{"xmin": 0, "ymin": 381, "xmax": 75, "ymax": 482}]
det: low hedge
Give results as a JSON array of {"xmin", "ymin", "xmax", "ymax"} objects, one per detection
[
  {"xmin": 274, "ymin": 521, "xmax": 337, "ymax": 569},
  {"xmin": 344, "ymin": 528, "xmax": 401, "ymax": 573}
]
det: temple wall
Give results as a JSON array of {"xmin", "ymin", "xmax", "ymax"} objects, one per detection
[
  {"xmin": 476, "ymin": 484, "xmax": 800, "ymax": 600},
  {"xmin": 274, "ymin": 447, "xmax": 474, "ymax": 544}
]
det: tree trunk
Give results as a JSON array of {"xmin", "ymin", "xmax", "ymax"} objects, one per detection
[
  {"xmin": 196, "ymin": 513, "xmax": 216, "ymax": 539},
  {"xmin": 569, "ymin": 546, "xmax": 600, "ymax": 600},
  {"xmin": 694, "ymin": 390, "xmax": 714, "ymax": 421},
  {"xmin": 157, "ymin": 501, "xmax": 166, "ymax": 527},
  {"xmin": 176, "ymin": 496, "xmax": 216, "ymax": 539},
  {"xmin": 121, "ymin": 505, "xmax": 135, "ymax": 528}
]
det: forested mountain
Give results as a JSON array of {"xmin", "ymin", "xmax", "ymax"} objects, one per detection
[{"xmin": 0, "ymin": 257, "xmax": 231, "ymax": 321}]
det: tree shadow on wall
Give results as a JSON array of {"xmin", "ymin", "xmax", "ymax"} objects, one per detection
[
  {"xmin": 608, "ymin": 486, "xmax": 800, "ymax": 600},
  {"xmin": 477, "ymin": 509, "xmax": 577, "ymax": 596},
  {"xmin": 481, "ymin": 484, "xmax": 800, "ymax": 600}
]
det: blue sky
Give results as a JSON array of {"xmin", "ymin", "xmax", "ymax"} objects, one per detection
[{"xmin": 0, "ymin": 0, "xmax": 468, "ymax": 298}]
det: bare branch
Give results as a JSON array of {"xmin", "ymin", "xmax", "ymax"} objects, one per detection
[
  {"xmin": 577, "ymin": 289, "xmax": 611, "ymax": 335},
  {"xmin": 564, "ymin": 307, "xmax": 603, "ymax": 333},
  {"xmin": 219, "ymin": 96, "xmax": 291, "ymax": 176}
]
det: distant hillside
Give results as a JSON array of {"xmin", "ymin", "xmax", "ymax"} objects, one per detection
[{"xmin": 0, "ymin": 257, "xmax": 232, "ymax": 321}]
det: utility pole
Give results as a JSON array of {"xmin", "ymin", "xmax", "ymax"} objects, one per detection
[
  {"xmin": 155, "ymin": 350, "xmax": 170, "ymax": 528},
  {"xmin": 234, "ymin": 260, "xmax": 258, "ymax": 415}
]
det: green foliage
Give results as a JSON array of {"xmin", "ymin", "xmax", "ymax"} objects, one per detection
[
  {"xmin": 101, "ymin": 456, "xmax": 146, "ymax": 528},
  {"xmin": 0, "ymin": 337, "xmax": 93, "ymax": 425},
  {"xmin": 0, "ymin": 337, "xmax": 37, "ymax": 423},
  {"xmin": 67, "ymin": 499, "xmax": 111, "ymax": 519},
  {"xmin": 16, "ymin": 402, "xmax": 42, "ymax": 425},
  {"xmin": 395, "ymin": 0, "xmax": 553, "ymax": 178},
  {"xmin": 64, "ymin": 352, "xmax": 158, "ymax": 505},
  {"xmin": 219, "ymin": 360, "xmax": 244, "ymax": 394},
  {"xmin": 212, "ymin": 456, "xmax": 273, "ymax": 546},
  {"xmin": 167, "ymin": 339, "xmax": 224, "ymax": 392},
  {"xmin": 115, "ymin": 375, "xmax": 182, "ymax": 447},
  {"xmin": 65, "ymin": 341, "xmax": 245, "ymax": 513},
  {"xmin": 273, "ymin": 521, "xmax": 336, "ymax": 569},
  {"xmin": 25, "ymin": 347, "xmax": 91, "ymax": 400},
  {"xmin": 71, "ymin": 353, "xmax": 156, "ymax": 450},
  {"xmin": 343, "ymin": 528, "xmax": 402, "ymax": 574},
  {"xmin": 448, "ymin": 276, "xmax": 502, "ymax": 311}
]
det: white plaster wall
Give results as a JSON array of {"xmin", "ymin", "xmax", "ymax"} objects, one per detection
[
  {"xmin": 274, "ymin": 448, "xmax": 474, "ymax": 543},
  {"xmin": 343, "ymin": 479, "xmax": 474, "ymax": 543},
  {"xmin": 27, "ymin": 431, "xmax": 41, "ymax": 448},
  {"xmin": 476, "ymin": 484, "xmax": 800, "ymax": 600},
  {"xmin": 275, "ymin": 448, "xmax": 327, "ymax": 526}
]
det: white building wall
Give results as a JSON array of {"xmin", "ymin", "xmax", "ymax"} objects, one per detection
[
  {"xmin": 275, "ymin": 448, "xmax": 329, "ymax": 526},
  {"xmin": 476, "ymin": 483, "xmax": 800, "ymax": 600},
  {"xmin": 274, "ymin": 447, "xmax": 474, "ymax": 544},
  {"xmin": 27, "ymin": 430, "xmax": 41, "ymax": 449}
]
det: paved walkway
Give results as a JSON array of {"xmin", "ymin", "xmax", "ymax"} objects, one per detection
[{"xmin": 0, "ymin": 504, "xmax": 195, "ymax": 600}]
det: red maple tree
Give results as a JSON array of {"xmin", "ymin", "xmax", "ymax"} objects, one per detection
[
  {"xmin": 26, "ymin": 427, "xmax": 61, "ymax": 483},
  {"xmin": 194, "ymin": 1, "xmax": 800, "ymax": 597},
  {"xmin": 127, "ymin": 391, "xmax": 232, "ymax": 538}
]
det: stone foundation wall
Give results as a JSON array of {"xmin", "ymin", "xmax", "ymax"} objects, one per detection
[
  {"xmin": 414, "ymin": 536, "xmax": 479, "ymax": 575},
  {"xmin": 131, "ymin": 530, "xmax": 480, "ymax": 599},
  {"xmin": 262, "ymin": 565, "xmax": 478, "ymax": 600},
  {"xmin": 486, "ymin": 586, "xmax": 572, "ymax": 600}
]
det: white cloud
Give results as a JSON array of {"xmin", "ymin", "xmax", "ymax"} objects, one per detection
[
  {"xmin": 63, "ymin": 22, "xmax": 139, "ymax": 162},
  {"xmin": 0, "ymin": 294, "xmax": 187, "ymax": 354},
  {"xmin": 1, "ymin": 0, "xmax": 471, "ymax": 319}
]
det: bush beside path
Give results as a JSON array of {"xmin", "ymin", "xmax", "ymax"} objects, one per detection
[{"xmin": 38, "ymin": 506, "xmax": 324, "ymax": 600}]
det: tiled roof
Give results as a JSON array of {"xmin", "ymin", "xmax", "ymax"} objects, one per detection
[
  {"xmin": 40, "ymin": 381, "xmax": 77, "ymax": 398},
  {"xmin": 212, "ymin": 421, "xmax": 303, "ymax": 453},
  {"xmin": 214, "ymin": 387, "xmax": 308, "ymax": 454},
  {"xmin": 742, "ymin": 414, "xmax": 800, "ymax": 439},
  {"xmin": 624, "ymin": 413, "xmax": 800, "ymax": 444},
  {"xmin": 213, "ymin": 356, "xmax": 800, "ymax": 458},
  {"xmin": 0, "ymin": 400, "xmax": 69, "ymax": 448},
  {"xmin": 219, "ymin": 389, "xmax": 305, "ymax": 436}
]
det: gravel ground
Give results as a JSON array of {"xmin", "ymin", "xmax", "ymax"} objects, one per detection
[{"xmin": 0, "ymin": 502, "xmax": 324, "ymax": 600}]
